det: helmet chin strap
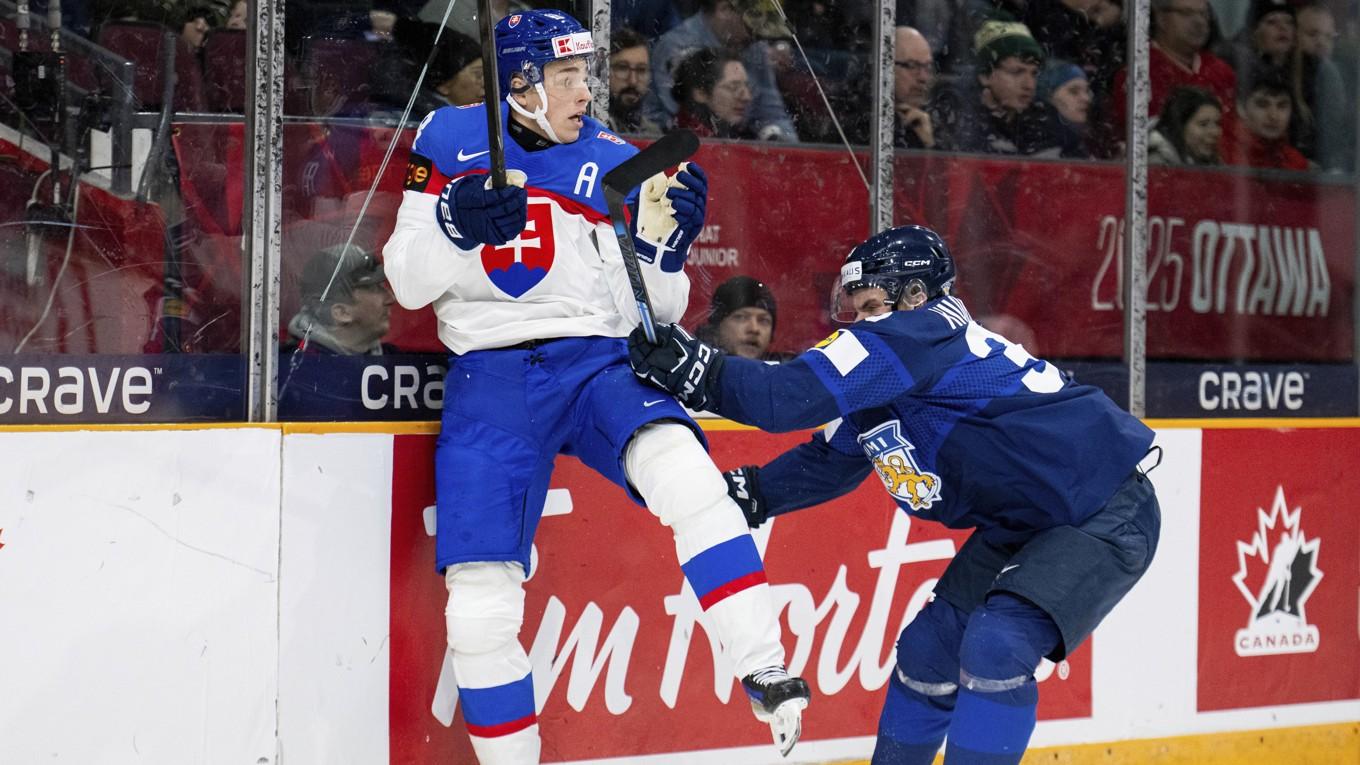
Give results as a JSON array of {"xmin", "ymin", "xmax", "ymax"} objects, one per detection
[{"xmin": 506, "ymin": 84, "xmax": 564, "ymax": 144}]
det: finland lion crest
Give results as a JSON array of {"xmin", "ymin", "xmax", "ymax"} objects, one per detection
[{"xmin": 858, "ymin": 421, "xmax": 942, "ymax": 511}]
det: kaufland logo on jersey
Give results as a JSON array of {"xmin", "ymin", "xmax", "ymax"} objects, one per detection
[{"xmin": 1232, "ymin": 486, "xmax": 1323, "ymax": 657}]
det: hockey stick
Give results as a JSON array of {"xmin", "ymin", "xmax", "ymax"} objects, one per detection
[
  {"xmin": 477, "ymin": 0, "xmax": 507, "ymax": 188},
  {"xmin": 602, "ymin": 129, "xmax": 701, "ymax": 344}
]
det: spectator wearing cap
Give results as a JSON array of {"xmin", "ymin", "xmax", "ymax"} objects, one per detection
[
  {"xmin": 647, "ymin": 0, "xmax": 799, "ymax": 141},
  {"xmin": 428, "ymin": 31, "xmax": 485, "ymax": 107},
  {"xmin": 1222, "ymin": 65, "xmax": 1310, "ymax": 171},
  {"xmin": 894, "ymin": 26, "xmax": 937, "ymax": 149},
  {"xmin": 672, "ymin": 49, "xmax": 759, "ymax": 139},
  {"xmin": 931, "ymin": 18, "xmax": 1084, "ymax": 157},
  {"xmin": 1109, "ymin": 0, "xmax": 1236, "ymax": 146},
  {"xmin": 286, "ymin": 245, "xmax": 398, "ymax": 355},
  {"xmin": 1148, "ymin": 85, "xmax": 1223, "ymax": 164},
  {"xmin": 1039, "ymin": 59, "xmax": 1093, "ymax": 153},
  {"xmin": 607, "ymin": 28, "xmax": 664, "ymax": 135},
  {"xmin": 695, "ymin": 275, "xmax": 788, "ymax": 361}
]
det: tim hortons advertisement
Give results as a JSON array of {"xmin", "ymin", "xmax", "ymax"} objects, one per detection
[
  {"xmin": 386, "ymin": 430, "xmax": 1092, "ymax": 762},
  {"xmin": 1197, "ymin": 429, "xmax": 1360, "ymax": 711}
]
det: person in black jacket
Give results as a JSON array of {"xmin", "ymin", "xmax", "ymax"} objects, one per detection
[{"xmin": 931, "ymin": 18, "xmax": 1087, "ymax": 157}]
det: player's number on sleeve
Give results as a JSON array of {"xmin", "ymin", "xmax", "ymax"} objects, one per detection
[{"xmin": 964, "ymin": 323, "xmax": 1064, "ymax": 393}]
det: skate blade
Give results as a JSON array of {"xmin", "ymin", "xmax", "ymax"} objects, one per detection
[{"xmin": 766, "ymin": 697, "xmax": 808, "ymax": 758}]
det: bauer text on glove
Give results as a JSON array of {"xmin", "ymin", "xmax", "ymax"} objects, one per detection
[{"xmin": 435, "ymin": 170, "xmax": 528, "ymax": 249}]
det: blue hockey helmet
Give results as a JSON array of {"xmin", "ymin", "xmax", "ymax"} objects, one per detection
[
  {"xmin": 495, "ymin": 10, "xmax": 595, "ymax": 93},
  {"xmin": 832, "ymin": 225, "xmax": 956, "ymax": 322}
]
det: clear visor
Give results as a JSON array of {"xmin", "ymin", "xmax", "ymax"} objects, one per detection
[
  {"xmin": 539, "ymin": 55, "xmax": 598, "ymax": 94},
  {"xmin": 829, "ymin": 279, "xmax": 894, "ymax": 324}
]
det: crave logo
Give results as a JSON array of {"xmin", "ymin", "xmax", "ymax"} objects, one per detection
[{"xmin": 1232, "ymin": 486, "xmax": 1323, "ymax": 657}]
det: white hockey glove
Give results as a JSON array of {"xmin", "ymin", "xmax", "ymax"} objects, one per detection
[
  {"xmin": 636, "ymin": 170, "xmax": 681, "ymax": 246},
  {"xmin": 632, "ymin": 162, "xmax": 707, "ymax": 273}
]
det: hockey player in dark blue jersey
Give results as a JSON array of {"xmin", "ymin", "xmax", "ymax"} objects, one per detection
[{"xmin": 627, "ymin": 225, "xmax": 1161, "ymax": 764}]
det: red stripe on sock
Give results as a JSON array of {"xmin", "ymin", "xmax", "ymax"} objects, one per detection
[
  {"xmin": 466, "ymin": 713, "xmax": 537, "ymax": 738},
  {"xmin": 698, "ymin": 570, "xmax": 768, "ymax": 610}
]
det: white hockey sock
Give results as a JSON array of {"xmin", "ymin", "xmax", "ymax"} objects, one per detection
[
  {"xmin": 453, "ymin": 643, "xmax": 541, "ymax": 765},
  {"xmin": 626, "ymin": 423, "xmax": 787, "ymax": 677},
  {"xmin": 446, "ymin": 562, "xmax": 541, "ymax": 765}
]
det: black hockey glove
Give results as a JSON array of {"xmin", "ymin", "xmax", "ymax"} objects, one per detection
[
  {"xmin": 627, "ymin": 322, "xmax": 724, "ymax": 411},
  {"xmin": 723, "ymin": 465, "xmax": 768, "ymax": 527}
]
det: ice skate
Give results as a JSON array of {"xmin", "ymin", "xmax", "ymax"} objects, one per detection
[{"xmin": 742, "ymin": 666, "xmax": 811, "ymax": 757}]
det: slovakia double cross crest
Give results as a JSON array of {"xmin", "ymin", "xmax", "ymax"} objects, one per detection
[
  {"xmin": 859, "ymin": 420, "xmax": 942, "ymax": 511},
  {"xmin": 482, "ymin": 204, "xmax": 556, "ymax": 298},
  {"xmin": 1232, "ymin": 486, "xmax": 1323, "ymax": 657}
]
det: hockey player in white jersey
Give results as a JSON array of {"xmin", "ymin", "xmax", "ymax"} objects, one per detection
[{"xmin": 382, "ymin": 10, "xmax": 809, "ymax": 763}]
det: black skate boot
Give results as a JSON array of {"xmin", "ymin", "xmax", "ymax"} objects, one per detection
[{"xmin": 741, "ymin": 666, "xmax": 811, "ymax": 757}]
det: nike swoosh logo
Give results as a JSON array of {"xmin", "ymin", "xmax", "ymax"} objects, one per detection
[
  {"xmin": 1000, "ymin": 564, "xmax": 1020, "ymax": 575},
  {"xmin": 457, "ymin": 149, "xmax": 490, "ymax": 161},
  {"xmin": 642, "ymin": 400, "xmax": 666, "ymax": 407}
]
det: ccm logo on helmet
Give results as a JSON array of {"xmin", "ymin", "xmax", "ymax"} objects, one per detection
[{"xmin": 902, "ymin": 259, "xmax": 931, "ymax": 267}]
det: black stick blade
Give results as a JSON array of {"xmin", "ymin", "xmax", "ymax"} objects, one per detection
[{"xmin": 602, "ymin": 129, "xmax": 700, "ymax": 194}]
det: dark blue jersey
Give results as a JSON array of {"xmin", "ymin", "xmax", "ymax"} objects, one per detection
[{"xmin": 712, "ymin": 296, "xmax": 1155, "ymax": 539}]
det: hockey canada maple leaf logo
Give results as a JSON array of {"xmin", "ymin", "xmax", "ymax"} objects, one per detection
[{"xmin": 1232, "ymin": 486, "xmax": 1323, "ymax": 657}]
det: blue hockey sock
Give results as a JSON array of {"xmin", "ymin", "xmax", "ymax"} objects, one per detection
[
  {"xmin": 871, "ymin": 672, "xmax": 952, "ymax": 765},
  {"xmin": 943, "ymin": 594, "xmax": 1059, "ymax": 765},
  {"xmin": 871, "ymin": 597, "xmax": 968, "ymax": 765}
]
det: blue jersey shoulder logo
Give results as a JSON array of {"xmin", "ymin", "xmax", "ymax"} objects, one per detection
[{"xmin": 858, "ymin": 420, "xmax": 942, "ymax": 511}]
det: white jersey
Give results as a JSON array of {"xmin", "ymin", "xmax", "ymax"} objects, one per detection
[{"xmin": 383, "ymin": 104, "xmax": 690, "ymax": 354}]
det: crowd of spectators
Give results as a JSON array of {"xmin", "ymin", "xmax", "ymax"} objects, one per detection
[{"xmin": 16, "ymin": 0, "xmax": 1357, "ymax": 173}]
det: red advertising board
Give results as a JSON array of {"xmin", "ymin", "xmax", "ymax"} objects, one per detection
[
  {"xmin": 167, "ymin": 127, "xmax": 1355, "ymax": 364},
  {"xmin": 1198, "ymin": 428, "xmax": 1360, "ymax": 711},
  {"xmin": 388, "ymin": 429, "xmax": 1091, "ymax": 762}
]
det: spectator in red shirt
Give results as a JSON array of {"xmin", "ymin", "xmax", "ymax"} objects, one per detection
[
  {"xmin": 1108, "ymin": 0, "xmax": 1235, "ymax": 147},
  {"xmin": 1222, "ymin": 66, "xmax": 1310, "ymax": 171},
  {"xmin": 672, "ymin": 48, "xmax": 758, "ymax": 139}
]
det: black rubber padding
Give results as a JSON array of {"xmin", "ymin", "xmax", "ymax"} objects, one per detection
[{"xmin": 602, "ymin": 129, "xmax": 700, "ymax": 193}]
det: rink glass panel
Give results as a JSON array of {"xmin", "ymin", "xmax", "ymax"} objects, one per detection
[
  {"xmin": 0, "ymin": 10, "xmax": 251, "ymax": 423},
  {"xmin": 270, "ymin": 0, "xmax": 878, "ymax": 421},
  {"xmin": 1141, "ymin": 2, "xmax": 1359, "ymax": 418}
]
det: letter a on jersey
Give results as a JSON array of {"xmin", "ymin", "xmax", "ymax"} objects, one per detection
[{"xmin": 482, "ymin": 203, "xmax": 557, "ymax": 297}]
